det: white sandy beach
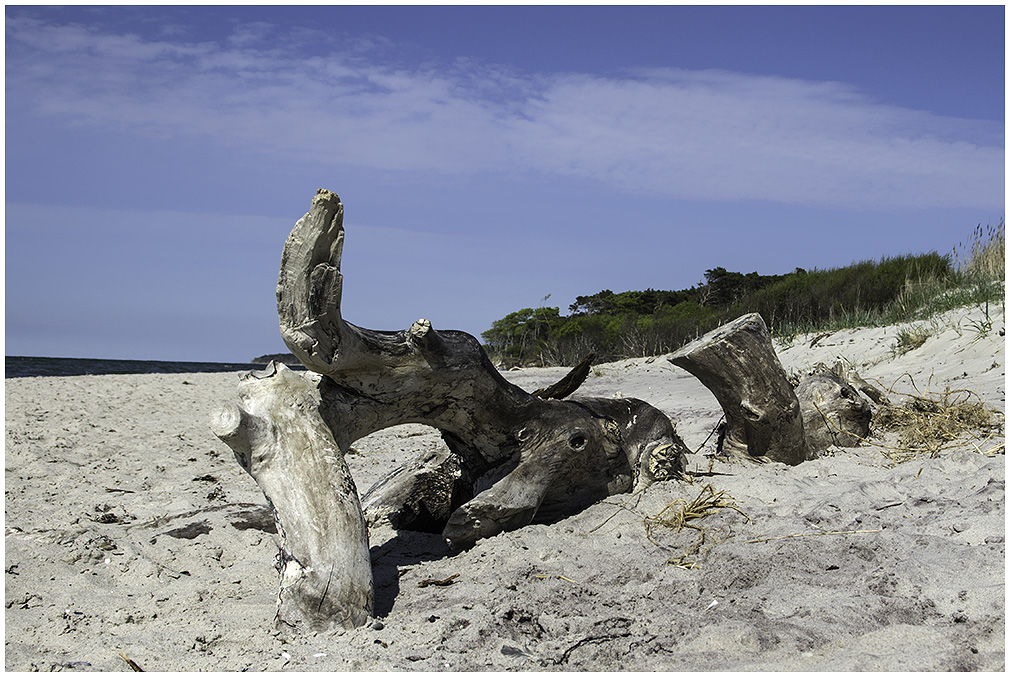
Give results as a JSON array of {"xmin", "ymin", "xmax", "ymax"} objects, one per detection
[{"xmin": 4, "ymin": 304, "xmax": 1004, "ymax": 671}]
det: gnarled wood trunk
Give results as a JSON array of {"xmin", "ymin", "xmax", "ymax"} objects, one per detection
[
  {"xmin": 213, "ymin": 189, "xmax": 878, "ymax": 633},
  {"xmin": 210, "ymin": 362, "xmax": 372, "ymax": 632},
  {"xmin": 214, "ymin": 189, "xmax": 687, "ymax": 632}
]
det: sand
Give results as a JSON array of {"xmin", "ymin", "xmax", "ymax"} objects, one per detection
[{"xmin": 5, "ymin": 304, "xmax": 1005, "ymax": 671}]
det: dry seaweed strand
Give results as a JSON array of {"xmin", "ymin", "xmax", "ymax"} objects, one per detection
[
  {"xmin": 743, "ymin": 528, "xmax": 881, "ymax": 544},
  {"xmin": 875, "ymin": 373, "xmax": 1003, "ymax": 460},
  {"xmin": 586, "ymin": 418, "xmax": 729, "ymax": 537},
  {"xmin": 416, "ymin": 573, "xmax": 459, "ymax": 588},
  {"xmin": 588, "ymin": 490, "xmax": 646, "ymax": 533},
  {"xmin": 643, "ymin": 483, "xmax": 750, "ymax": 568}
]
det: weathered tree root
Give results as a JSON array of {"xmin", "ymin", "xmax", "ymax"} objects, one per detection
[
  {"xmin": 214, "ymin": 190, "xmax": 883, "ymax": 633},
  {"xmin": 214, "ymin": 189, "xmax": 689, "ymax": 631}
]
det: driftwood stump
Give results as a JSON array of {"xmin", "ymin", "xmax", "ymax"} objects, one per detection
[
  {"xmin": 214, "ymin": 189, "xmax": 687, "ymax": 631},
  {"xmin": 669, "ymin": 314, "xmax": 876, "ymax": 463},
  {"xmin": 795, "ymin": 365, "xmax": 873, "ymax": 450},
  {"xmin": 669, "ymin": 313, "xmax": 810, "ymax": 464},
  {"xmin": 210, "ymin": 362, "xmax": 372, "ymax": 632}
]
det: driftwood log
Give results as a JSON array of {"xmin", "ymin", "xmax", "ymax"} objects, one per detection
[
  {"xmin": 795, "ymin": 367, "xmax": 873, "ymax": 450},
  {"xmin": 669, "ymin": 313, "xmax": 873, "ymax": 463},
  {"xmin": 670, "ymin": 313, "xmax": 810, "ymax": 464},
  {"xmin": 362, "ymin": 394, "xmax": 686, "ymax": 540},
  {"xmin": 213, "ymin": 189, "xmax": 880, "ymax": 633},
  {"xmin": 214, "ymin": 189, "xmax": 687, "ymax": 631}
]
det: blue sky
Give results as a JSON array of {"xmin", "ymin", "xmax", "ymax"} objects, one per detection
[{"xmin": 5, "ymin": 5, "xmax": 1005, "ymax": 362}]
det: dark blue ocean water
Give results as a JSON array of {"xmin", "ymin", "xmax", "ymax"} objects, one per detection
[{"xmin": 4, "ymin": 356, "xmax": 305, "ymax": 378}]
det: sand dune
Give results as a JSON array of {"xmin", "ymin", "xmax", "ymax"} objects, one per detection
[{"xmin": 5, "ymin": 304, "xmax": 1004, "ymax": 671}]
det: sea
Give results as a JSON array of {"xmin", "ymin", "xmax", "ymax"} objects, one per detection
[{"xmin": 4, "ymin": 356, "xmax": 305, "ymax": 379}]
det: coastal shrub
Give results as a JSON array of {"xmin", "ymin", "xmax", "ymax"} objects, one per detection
[
  {"xmin": 482, "ymin": 306, "xmax": 566, "ymax": 366},
  {"xmin": 744, "ymin": 252, "xmax": 953, "ymax": 333},
  {"xmin": 481, "ymin": 223, "xmax": 1005, "ymax": 367}
]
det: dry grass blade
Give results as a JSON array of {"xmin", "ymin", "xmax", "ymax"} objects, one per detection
[
  {"xmin": 953, "ymin": 220, "xmax": 1005, "ymax": 280},
  {"xmin": 743, "ymin": 528, "xmax": 881, "ymax": 544},
  {"xmin": 118, "ymin": 651, "xmax": 144, "ymax": 672},
  {"xmin": 534, "ymin": 574, "xmax": 579, "ymax": 584}
]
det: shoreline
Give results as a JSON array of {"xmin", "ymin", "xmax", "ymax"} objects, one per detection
[{"xmin": 4, "ymin": 356, "xmax": 306, "ymax": 379}]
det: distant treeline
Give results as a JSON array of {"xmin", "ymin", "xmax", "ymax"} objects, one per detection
[{"xmin": 481, "ymin": 252, "xmax": 960, "ymax": 367}]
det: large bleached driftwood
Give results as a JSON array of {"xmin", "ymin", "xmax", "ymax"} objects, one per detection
[
  {"xmin": 214, "ymin": 189, "xmax": 880, "ymax": 634},
  {"xmin": 215, "ymin": 189, "xmax": 687, "ymax": 631}
]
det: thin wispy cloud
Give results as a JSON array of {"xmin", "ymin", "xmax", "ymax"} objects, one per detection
[{"xmin": 6, "ymin": 15, "xmax": 1003, "ymax": 210}]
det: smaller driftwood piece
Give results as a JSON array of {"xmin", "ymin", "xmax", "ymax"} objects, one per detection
[
  {"xmin": 669, "ymin": 313, "xmax": 873, "ymax": 463},
  {"xmin": 669, "ymin": 313, "xmax": 810, "ymax": 464},
  {"xmin": 795, "ymin": 366, "xmax": 873, "ymax": 451}
]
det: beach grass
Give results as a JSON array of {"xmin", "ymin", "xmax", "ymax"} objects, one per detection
[{"xmin": 765, "ymin": 220, "xmax": 1004, "ymax": 340}]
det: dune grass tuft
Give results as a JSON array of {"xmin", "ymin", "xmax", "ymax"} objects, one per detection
[
  {"xmin": 953, "ymin": 220, "xmax": 1006, "ymax": 282},
  {"xmin": 874, "ymin": 376, "xmax": 1005, "ymax": 462},
  {"xmin": 892, "ymin": 326, "xmax": 931, "ymax": 356}
]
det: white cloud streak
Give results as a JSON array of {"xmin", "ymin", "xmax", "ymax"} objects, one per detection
[{"xmin": 6, "ymin": 15, "xmax": 1004, "ymax": 210}]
